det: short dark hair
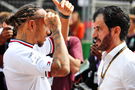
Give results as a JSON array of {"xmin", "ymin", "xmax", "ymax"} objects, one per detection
[
  {"xmin": 6, "ymin": 4, "xmax": 42, "ymax": 32},
  {"xmin": 93, "ymin": 6, "xmax": 130, "ymax": 41}
]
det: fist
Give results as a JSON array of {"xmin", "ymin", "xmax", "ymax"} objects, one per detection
[
  {"xmin": 44, "ymin": 12, "xmax": 61, "ymax": 33},
  {"xmin": 0, "ymin": 27, "xmax": 13, "ymax": 45},
  {"xmin": 52, "ymin": 0, "xmax": 74, "ymax": 16},
  {"xmin": 1, "ymin": 27, "xmax": 13, "ymax": 39},
  {"xmin": 91, "ymin": 44, "xmax": 102, "ymax": 60}
]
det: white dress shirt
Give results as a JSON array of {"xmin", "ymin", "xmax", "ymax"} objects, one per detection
[{"xmin": 98, "ymin": 42, "xmax": 135, "ymax": 90}]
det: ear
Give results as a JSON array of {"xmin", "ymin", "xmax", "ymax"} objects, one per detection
[
  {"xmin": 28, "ymin": 20, "xmax": 36, "ymax": 31},
  {"xmin": 111, "ymin": 26, "xmax": 121, "ymax": 36}
]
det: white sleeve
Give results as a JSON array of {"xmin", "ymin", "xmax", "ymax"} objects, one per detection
[{"xmin": 33, "ymin": 37, "xmax": 54, "ymax": 56}]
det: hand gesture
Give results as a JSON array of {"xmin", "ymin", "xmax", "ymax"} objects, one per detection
[
  {"xmin": 52, "ymin": 0, "xmax": 74, "ymax": 16},
  {"xmin": 0, "ymin": 23, "xmax": 13, "ymax": 45},
  {"xmin": 91, "ymin": 44, "xmax": 102, "ymax": 60},
  {"xmin": 44, "ymin": 12, "xmax": 61, "ymax": 33},
  {"xmin": 1, "ymin": 27, "xmax": 13, "ymax": 39}
]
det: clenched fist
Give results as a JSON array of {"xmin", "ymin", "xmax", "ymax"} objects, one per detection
[
  {"xmin": 44, "ymin": 12, "xmax": 61, "ymax": 33},
  {"xmin": 0, "ymin": 23, "xmax": 13, "ymax": 45}
]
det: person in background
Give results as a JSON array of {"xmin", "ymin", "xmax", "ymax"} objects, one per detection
[
  {"xmin": 0, "ymin": 11, "xmax": 13, "ymax": 90},
  {"xmin": 93, "ymin": 5, "xmax": 135, "ymax": 90},
  {"xmin": 126, "ymin": 14, "xmax": 135, "ymax": 51},
  {"xmin": 0, "ymin": 12, "xmax": 13, "ymax": 46},
  {"xmin": 3, "ymin": 4, "xmax": 70, "ymax": 90},
  {"xmin": 52, "ymin": 36, "xmax": 83, "ymax": 90},
  {"xmin": 81, "ymin": 42, "xmax": 102, "ymax": 90},
  {"xmin": 69, "ymin": 11, "xmax": 85, "ymax": 40}
]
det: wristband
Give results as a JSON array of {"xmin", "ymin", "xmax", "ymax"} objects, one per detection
[{"xmin": 59, "ymin": 12, "xmax": 70, "ymax": 19}]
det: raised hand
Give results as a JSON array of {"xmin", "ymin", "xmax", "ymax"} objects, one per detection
[
  {"xmin": 91, "ymin": 44, "xmax": 102, "ymax": 60},
  {"xmin": 52, "ymin": 0, "xmax": 74, "ymax": 16},
  {"xmin": 0, "ymin": 23, "xmax": 13, "ymax": 45},
  {"xmin": 0, "ymin": 28, "xmax": 13, "ymax": 45}
]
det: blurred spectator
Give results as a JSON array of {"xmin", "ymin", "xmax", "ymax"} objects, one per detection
[
  {"xmin": 81, "ymin": 43, "xmax": 102, "ymax": 90},
  {"xmin": 0, "ymin": 11, "xmax": 13, "ymax": 90},
  {"xmin": 0, "ymin": 11, "xmax": 13, "ymax": 66},
  {"xmin": 0, "ymin": 12, "xmax": 13, "ymax": 45},
  {"xmin": 69, "ymin": 11, "xmax": 85, "ymax": 40},
  {"xmin": 126, "ymin": 14, "xmax": 135, "ymax": 51},
  {"xmin": 0, "ymin": 12, "xmax": 12, "ymax": 27}
]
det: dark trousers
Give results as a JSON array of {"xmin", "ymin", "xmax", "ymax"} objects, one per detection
[{"xmin": 0, "ymin": 72, "xmax": 7, "ymax": 90}]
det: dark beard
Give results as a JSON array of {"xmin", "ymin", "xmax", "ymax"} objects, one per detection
[{"xmin": 98, "ymin": 32, "xmax": 112, "ymax": 51}]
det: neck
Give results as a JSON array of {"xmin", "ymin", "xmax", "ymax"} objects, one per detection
[
  {"xmin": 106, "ymin": 40, "xmax": 123, "ymax": 53},
  {"xmin": 15, "ymin": 30, "xmax": 35, "ymax": 45}
]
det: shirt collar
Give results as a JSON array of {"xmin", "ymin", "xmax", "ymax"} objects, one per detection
[
  {"xmin": 10, "ymin": 39, "xmax": 34, "ymax": 48},
  {"xmin": 102, "ymin": 42, "xmax": 127, "ymax": 62}
]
